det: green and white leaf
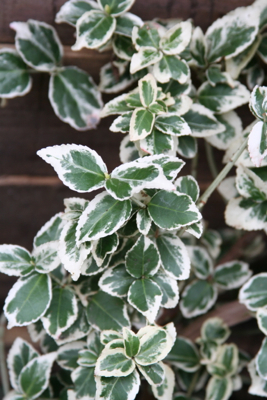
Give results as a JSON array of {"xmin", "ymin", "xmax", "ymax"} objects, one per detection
[
  {"xmin": 160, "ymin": 21, "xmax": 192, "ymax": 55},
  {"xmin": 101, "ymin": 93, "xmax": 131, "ymax": 117},
  {"xmin": 130, "ymin": 47, "xmax": 162, "ymax": 74},
  {"xmin": 139, "ymin": 128, "xmax": 175, "ymax": 155},
  {"xmin": 151, "ymin": 363, "xmax": 175, "ymax": 400},
  {"xmin": 99, "ymin": 62, "xmax": 135, "ymax": 94},
  {"xmin": 249, "ymin": 85, "xmax": 267, "ymax": 121},
  {"xmin": 126, "ymin": 235, "xmax": 160, "ymax": 278},
  {"xmin": 98, "ymin": 0, "xmax": 135, "ymax": 17},
  {"xmin": 137, "ymin": 154, "xmax": 185, "ymax": 182},
  {"xmin": 136, "ymin": 208, "xmax": 152, "ymax": 235},
  {"xmin": 175, "ymin": 175, "xmax": 199, "ymax": 202},
  {"xmin": 198, "ymin": 82, "xmax": 250, "ymax": 114},
  {"xmin": 187, "ymin": 246, "xmax": 213, "ymax": 280},
  {"xmin": 115, "ymin": 13, "xmax": 143, "ymax": 37},
  {"xmin": 101, "ymin": 330, "xmax": 123, "ymax": 345},
  {"xmin": 200, "ymin": 318, "xmax": 230, "ymax": 344},
  {"xmin": 0, "ymin": 49, "xmax": 32, "ymax": 98},
  {"xmin": 129, "ymin": 107, "xmax": 155, "ymax": 141},
  {"xmin": 201, "ymin": 229, "xmax": 222, "ymax": 259},
  {"xmin": 207, "ymin": 344, "xmax": 239, "ymax": 377},
  {"xmin": 246, "ymin": 64, "xmax": 265, "ymax": 91},
  {"xmin": 190, "ymin": 27, "xmax": 207, "ymax": 67},
  {"xmin": 99, "ymin": 264, "xmax": 135, "ymax": 297},
  {"xmin": 41, "ymin": 287, "xmax": 78, "ymax": 339},
  {"xmin": 156, "ymin": 233, "xmax": 190, "ymax": 280},
  {"xmin": 206, "ymin": 65, "xmax": 234, "ymax": 88},
  {"xmin": 239, "ymin": 273, "xmax": 267, "ymax": 311},
  {"xmin": 166, "ymin": 336, "xmax": 200, "ymax": 372},
  {"xmin": 110, "ymin": 112, "xmax": 132, "ymax": 133},
  {"xmin": 92, "ymin": 233, "xmax": 119, "ymax": 267},
  {"xmin": 55, "ymin": 0, "xmax": 100, "ymax": 26},
  {"xmin": 38, "ymin": 144, "xmax": 107, "ymax": 192},
  {"xmin": 176, "ymin": 136, "xmax": 197, "ymax": 159},
  {"xmin": 225, "ymin": 196, "xmax": 267, "ymax": 231},
  {"xmin": 153, "ymin": 56, "xmax": 190, "ymax": 84},
  {"xmin": 248, "ymin": 121, "xmax": 267, "ymax": 167},
  {"xmin": 205, "ymin": 111, "xmax": 243, "ymax": 151},
  {"xmin": 138, "ymin": 362, "xmax": 165, "ymax": 386},
  {"xmin": 135, "ymin": 326, "xmax": 173, "ymax": 365},
  {"xmin": 214, "ymin": 261, "xmax": 252, "ymax": 289},
  {"xmin": 95, "ymin": 347, "xmax": 135, "ymax": 377},
  {"xmin": 248, "ymin": 357, "xmax": 267, "ymax": 397},
  {"xmin": 258, "ymin": 33, "xmax": 267, "ymax": 63},
  {"xmin": 34, "ymin": 212, "xmax": 64, "ymax": 247},
  {"xmin": 4, "ymin": 272, "xmax": 52, "ymax": 329},
  {"xmin": 155, "ymin": 114, "xmax": 191, "ymax": 137},
  {"xmin": 87, "ymin": 291, "xmax": 130, "ymax": 331},
  {"xmin": 128, "ymin": 279, "xmax": 162, "ymax": 323},
  {"xmin": 152, "ymin": 268, "xmax": 179, "ymax": 308},
  {"xmin": 71, "ymin": 366, "xmax": 96, "ymax": 400},
  {"xmin": 185, "ymin": 220, "xmax": 203, "ymax": 239},
  {"xmin": 113, "ymin": 35, "xmax": 135, "ymax": 61},
  {"xmin": 7, "ymin": 338, "xmax": 39, "ymax": 392},
  {"xmin": 168, "ymin": 94, "xmax": 192, "ymax": 116},
  {"xmin": 205, "ymin": 6, "xmax": 259, "ymax": 63},
  {"xmin": 132, "ymin": 23, "xmax": 161, "ymax": 50},
  {"xmin": 81, "ymin": 255, "xmax": 108, "ymax": 276},
  {"xmin": 32, "ymin": 241, "xmax": 60, "ymax": 273},
  {"xmin": 57, "ymin": 341, "xmax": 85, "ymax": 371},
  {"xmin": 120, "ymin": 135, "xmax": 140, "ymax": 163},
  {"xmin": 72, "ymin": 10, "xmax": 116, "ymax": 50},
  {"xmin": 180, "ymin": 280, "xmax": 218, "ymax": 318},
  {"xmin": 148, "ymin": 190, "xmax": 202, "ymax": 230},
  {"xmin": 19, "ymin": 352, "xmax": 57, "ymax": 400},
  {"xmin": 95, "ymin": 369, "xmax": 140, "ymax": 400},
  {"xmin": 77, "ymin": 192, "xmax": 132, "ymax": 243},
  {"xmin": 10, "ymin": 20, "xmax": 63, "ymax": 71},
  {"xmin": 183, "ymin": 104, "xmax": 224, "ymax": 137},
  {"xmin": 139, "ymin": 73, "xmax": 157, "ymax": 107},
  {"xmin": 123, "ymin": 328, "xmax": 140, "ymax": 358},
  {"xmin": 0, "ymin": 245, "xmax": 33, "ymax": 277},
  {"xmin": 77, "ymin": 330, "xmax": 103, "ymax": 367},
  {"xmin": 206, "ymin": 376, "xmax": 233, "ymax": 400},
  {"xmin": 256, "ymin": 307, "xmax": 267, "ymax": 335}
]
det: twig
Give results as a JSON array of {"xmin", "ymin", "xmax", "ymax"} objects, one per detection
[{"xmin": 0, "ymin": 314, "xmax": 10, "ymax": 395}]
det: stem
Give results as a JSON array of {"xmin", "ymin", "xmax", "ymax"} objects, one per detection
[
  {"xmin": 191, "ymin": 151, "xmax": 198, "ymax": 180},
  {"xmin": 204, "ymin": 141, "xmax": 218, "ymax": 180},
  {"xmin": 0, "ymin": 314, "xmax": 10, "ymax": 395},
  {"xmin": 187, "ymin": 369, "xmax": 200, "ymax": 398},
  {"xmin": 197, "ymin": 137, "xmax": 248, "ymax": 211}
]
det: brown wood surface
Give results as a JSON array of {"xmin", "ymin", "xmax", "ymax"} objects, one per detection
[{"xmin": 0, "ymin": 0, "xmax": 257, "ymax": 328}]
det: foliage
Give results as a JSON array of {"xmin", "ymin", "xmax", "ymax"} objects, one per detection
[{"xmin": 1, "ymin": 0, "xmax": 267, "ymax": 399}]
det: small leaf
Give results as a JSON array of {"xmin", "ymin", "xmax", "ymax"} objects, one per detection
[
  {"xmin": 201, "ymin": 318, "xmax": 230, "ymax": 344},
  {"xmin": 257, "ymin": 308, "xmax": 267, "ymax": 336},
  {"xmin": 140, "ymin": 128, "xmax": 175, "ymax": 155},
  {"xmin": 177, "ymin": 135, "xmax": 197, "ymax": 159},
  {"xmin": 132, "ymin": 23, "xmax": 160, "ymax": 50},
  {"xmin": 175, "ymin": 175, "xmax": 199, "ymax": 202},
  {"xmin": 151, "ymin": 363, "xmax": 175, "ymax": 400},
  {"xmin": 87, "ymin": 291, "xmax": 130, "ymax": 331},
  {"xmin": 126, "ymin": 235, "xmax": 160, "ymax": 278},
  {"xmin": 99, "ymin": 264, "xmax": 135, "ymax": 297},
  {"xmin": 95, "ymin": 347, "xmax": 135, "ymax": 377},
  {"xmin": 138, "ymin": 362, "xmax": 165, "ymax": 386},
  {"xmin": 10, "ymin": 20, "xmax": 63, "ymax": 71},
  {"xmin": 57, "ymin": 341, "xmax": 85, "ymax": 371},
  {"xmin": 187, "ymin": 246, "xmax": 213, "ymax": 280},
  {"xmin": 180, "ymin": 280, "xmax": 217, "ymax": 318},
  {"xmin": 155, "ymin": 114, "xmax": 191, "ymax": 137},
  {"xmin": 139, "ymin": 73, "xmax": 157, "ymax": 107},
  {"xmin": 95, "ymin": 369, "xmax": 140, "ymax": 400},
  {"xmin": 183, "ymin": 104, "xmax": 224, "ymax": 137},
  {"xmin": 160, "ymin": 21, "xmax": 192, "ymax": 55},
  {"xmin": 214, "ymin": 261, "xmax": 252, "ymax": 289},
  {"xmin": 0, "ymin": 49, "xmax": 32, "ymax": 98},
  {"xmin": 71, "ymin": 366, "xmax": 96, "ymax": 399},
  {"xmin": 33, "ymin": 241, "xmax": 60, "ymax": 274},
  {"xmin": 0, "ymin": 245, "xmax": 33, "ymax": 277},
  {"xmin": 206, "ymin": 376, "xmax": 233, "ymax": 400},
  {"xmin": 129, "ymin": 107, "xmax": 155, "ymax": 141},
  {"xmin": 130, "ymin": 47, "xmax": 162, "ymax": 74},
  {"xmin": 77, "ymin": 192, "xmax": 132, "ymax": 242},
  {"xmin": 115, "ymin": 13, "xmax": 143, "ymax": 37},
  {"xmin": 98, "ymin": 0, "xmax": 135, "ymax": 17},
  {"xmin": 166, "ymin": 336, "xmax": 200, "ymax": 372},
  {"xmin": 101, "ymin": 330, "xmax": 123, "ymax": 345},
  {"xmin": 34, "ymin": 212, "xmax": 64, "ymax": 247},
  {"xmin": 101, "ymin": 93, "xmax": 131, "ymax": 117},
  {"xmin": 113, "ymin": 35, "xmax": 135, "ymax": 61},
  {"xmin": 136, "ymin": 208, "xmax": 152, "ymax": 235},
  {"xmin": 249, "ymin": 85, "xmax": 267, "ymax": 121},
  {"xmin": 72, "ymin": 10, "xmax": 116, "ymax": 50},
  {"xmin": 55, "ymin": 0, "xmax": 100, "ymax": 26},
  {"xmin": 239, "ymin": 273, "xmax": 267, "ymax": 311},
  {"xmin": 152, "ymin": 268, "xmax": 179, "ymax": 308},
  {"xmin": 99, "ymin": 62, "xmax": 135, "ymax": 94},
  {"xmin": 248, "ymin": 357, "xmax": 267, "ymax": 397},
  {"xmin": 123, "ymin": 328, "xmax": 140, "ymax": 357},
  {"xmin": 38, "ymin": 144, "xmax": 107, "ymax": 192},
  {"xmin": 248, "ymin": 121, "xmax": 267, "ymax": 167},
  {"xmin": 4, "ymin": 272, "xmax": 52, "ymax": 329},
  {"xmin": 153, "ymin": 56, "xmax": 190, "ymax": 84},
  {"xmin": 190, "ymin": 27, "xmax": 207, "ymax": 67}
]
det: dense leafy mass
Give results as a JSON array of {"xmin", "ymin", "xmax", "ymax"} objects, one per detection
[{"xmin": 2, "ymin": 0, "xmax": 267, "ymax": 399}]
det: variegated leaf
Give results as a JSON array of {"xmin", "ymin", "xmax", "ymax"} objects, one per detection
[
  {"xmin": 95, "ymin": 347, "xmax": 135, "ymax": 377},
  {"xmin": 214, "ymin": 261, "xmax": 252, "ymax": 290},
  {"xmin": 57, "ymin": 341, "xmax": 85, "ymax": 371},
  {"xmin": 126, "ymin": 235, "xmax": 160, "ymax": 278},
  {"xmin": 34, "ymin": 212, "xmax": 64, "ymax": 247},
  {"xmin": 166, "ymin": 336, "xmax": 200, "ymax": 372},
  {"xmin": 123, "ymin": 328, "xmax": 140, "ymax": 357},
  {"xmin": 175, "ymin": 175, "xmax": 199, "ymax": 202},
  {"xmin": 190, "ymin": 27, "xmax": 207, "ymax": 67},
  {"xmin": 248, "ymin": 357, "xmax": 267, "ymax": 397},
  {"xmin": 130, "ymin": 47, "xmax": 162, "ymax": 74},
  {"xmin": 239, "ymin": 273, "xmax": 267, "ymax": 311},
  {"xmin": 180, "ymin": 280, "xmax": 217, "ymax": 318},
  {"xmin": 55, "ymin": 0, "xmax": 100, "ymax": 26},
  {"xmin": 95, "ymin": 369, "xmax": 140, "ymax": 400},
  {"xmin": 140, "ymin": 128, "xmax": 175, "ymax": 155},
  {"xmin": 129, "ymin": 107, "xmax": 155, "ymax": 141},
  {"xmin": 257, "ymin": 307, "xmax": 267, "ymax": 336},
  {"xmin": 115, "ymin": 13, "xmax": 143, "ymax": 37},
  {"xmin": 99, "ymin": 264, "xmax": 135, "ymax": 297},
  {"xmin": 160, "ymin": 21, "xmax": 192, "ymax": 55},
  {"xmin": 248, "ymin": 121, "xmax": 267, "ymax": 167},
  {"xmin": 177, "ymin": 136, "xmax": 197, "ymax": 159},
  {"xmin": 206, "ymin": 376, "xmax": 233, "ymax": 400},
  {"xmin": 200, "ymin": 318, "xmax": 230, "ymax": 344},
  {"xmin": 0, "ymin": 245, "xmax": 33, "ymax": 277},
  {"xmin": 155, "ymin": 114, "xmax": 191, "ymax": 137},
  {"xmin": 183, "ymin": 104, "xmax": 224, "ymax": 137},
  {"xmin": 71, "ymin": 366, "xmax": 96, "ymax": 399},
  {"xmin": 139, "ymin": 73, "xmax": 157, "ymax": 107},
  {"xmin": 152, "ymin": 268, "xmax": 179, "ymax": 308},
  {"xmin": 98, "ymin": 0, "xmax": 135, "ymax": 17},
  {"xmin": 153, "ymin": 56, "xmax": 190, "ymax": 84},
  {"xmin": 32, "ymin": 241, "xmax": 60, "ymax": 273},
  {"xmin": 151, "ymin": 363, "xmax": 175, "ymax": 400},
  {"xmin": 138, "ymin": 362, "xmax": 165, "ymax": 386},
  {"xmin": 225, "ymin": 196, "xmax": 267, "ymax": 231}
]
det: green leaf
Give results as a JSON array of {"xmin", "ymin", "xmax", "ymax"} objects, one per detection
[
  {"xmin": 257, "ymin": 307, "xmax": 267, "ymax": 336},
  {"xmin": 77, "ymin": 192, "xmax": 132, "ymax": 242},
  {"xmin": 41, "ymin": 287, "xmax": 78, "ymax": 339},
  {"xmin": 132, "ymin": 23, "xmax": 160, "ymax": 49},
  {"xmin": 128, "ymin": 279, "xmax": 162, "ymax": 323},
  {"xmin": 95, "ymin": 369, "xmax": 140, "ymax": 400},
  {"xmin": 126, "ymin": 92, "xmax": 143, "ymax": 108},
  {"xmin": 155, "ymin": 114, "xmax": 191, "ymax": 136},
  {"xmin": 123, "ymin": 328, "xmax": 140, "ymax": 357},
  {"xmin": 148, "ymin": 190, "xmax": 202, "ymax": 230},
  {"xmin": 33, "ymin": 242, "xmax": 60, "ymax": 274},
  {"xmin": 7, "ymin": 338, "xmax": 39, "ymax": 392},
  {"xmin": 113, "ymin": 35, "xmax": 135, "ymax": 61},
  {"xmin": 130, "ymin": 47, "xmax": 162, "ymax": 74},
  {"xmin": 190, "ymin": 26, "xmax": 207, "ymax": 67},
  {"xmin": 34, "ymin": 212, "xmax": 64, "ymax": 247},
  {"xmin": 140, "ymin": 127, "xmax": 175, "ymax": 155},
  {"xmin": 0, "ymin": 49, "xmax": 32, "ymax": 98},
  {"xmin": 201, "ymin": 318, "xmax": 230, "ymax": 344},
  {"xmin": 187, "ymin": 246, "xmax": 213, "ymax": 280},
  {"xmin": 19, "ymin": 352, "xmax": 56, "ymax": 399},
  {"xmin": 87, "ymin": 291, "xmax": 130, "ymax": 331},
  {"xmin": 99, "ymin": 264, "xmax": 135, "ymax": 297},
  {"xmin": 180, "ymin": 280, "xmax": 217, "ymax": 318},
  {"xmin": 0, "ymin": 245, "xmax": 33, "ymax": 277},
  {"xmin": 38, "ymin": 144, "xmax": 107, "ymax": 192},
  {"xmin": 99, "ymin": 61, "xmax": 135, "ymax": 94},
  {"xmin": 183, "ymin": 104, "xmax": 224, "ymax": 137},
  {"xmin": 57, "ymin": 341, "xmax": 85, "ymax": 371},
  {"xmin": 198, "ymin": 82, "xmax": 250, "ymax": 114},
  {"xmin": 138, "ymin": 362, "xmax": 165, "ymax": 386},
  {"xmin": 153, "ymin": 56, "xmax": 190, "ymax": 84},
  {"xmin": 160, "ymin": 21, "xmax": 192, "ymax": 55},
  {"xmin": 257, "ymin": 338, "xmax": 267, "ymax": 380},
  {"xmin": 78, "ymin": 330, "xmax": 104, "ymax": 366},
  {"xmin": 206, "ymin": 376, "xmax": 233, "ymax": 400},
  {"xmin": 206, "ymin": 65, "xmax": 234, "ymax": 87},
  {"xmin": 93, "ymin": 233, "xmax": 119, "ymax": 266},
  {"xmin": 71, "ymin": 366, "xmax": 96, "ymax": 399},
  {"xmin": 152, "ymin": 268, "xmax": 179, "ymax": 308},
  {"xmin": 166, "ymin": 336, "xmax": 200, "ymax": 372},
  {"xmin": 49, "ymin": 66, "xmax": 102, "ymax": 130},
  {"xmin": 129, "ymin": 107, "xmax": 155, "ymax": 141},
  {"xmin": 101, "ymin": 93, "xmax": 131, "ymax": 117},
  {"xmin": 205, "ymin": 6, "xmax": 259, "ymax": 63},
  {"xmin": 10, "ymin": 19, "xmax": 63, "ymax": 70},
  {"xmin": 248, "ymin": 357, "xmax": 267, "ymax": 397},
  {"xmin": 115, "ymin": 13, "xmax": 143, "ymax": 37},
  {"xmin": 248, "ymin": 121, "xmax": 267, "ymax": 167},
  {"xmin": 214, "ymin": 261, "xmax": 252, "ymax": 289},
  {"xmin": 156, "ymin": 233, "xmax": 190, "ymax": 280},
  {"xmin": 249, "ymin": 85, "xmax": 267, "ymax": 121},
  {"xmin": 151, "ymin": 363, "xmax": 175, "ymax": 400},
  {"xmin": 207, "ymin": 344, "xmax": 238, "ymax": 378},
  {"xmin": 139, "ymin": 154, "xmax": 185, "ymax": 182},
  {"xmin": 126, "ymin": 235, "xmax": 160, "ymax": 278},
  {"xmin": 139, "ymin": 73, "xmax": 157, "ymax": 107},
  {"xmin": 239, "ymin": 273, "xmax": 267, "ymax": 311},
  {"xmin": 247, "ymin": 64, "xmax": 265, "ymax": 91},
  {"xmin": 98, "ymin": 0, "xmax": 135, "ymax": 17},
  {"xmin": 258, "ymin": 33, "xmax": 267, "ymax": 63},
  {"xmin": 135, "ymin": 326, "xmax": 173, "ymax": 365},
  {"xmin": 175, "ymin": 175, "xmax": 199, "ymax": 202},
  {"xmin": 101, "ymin": 330, "xmax": 123, "ymax": 345},
  {"xmin": 72, "ymin": 10, "xmax": 116, "ymax": 50},
  {"xmin": 136, "ymin": 208, "xmax": 152, "ymax": 235},
  {"xmin": 55, "ymin": 0, "xmax": 100, "ymax": 26},
  {"xmin": 201, "ymin": 229, "xmax": 222, "ymax": 259},
  {"xmin": 95, "ymin": 347, "xmax": 135, "ymax": 377},
  {"xmin": 4, "ymin": 272, "xmax": 52, "ymax": 329},
  {"xmin": 177, "ymin": 135, "xmax": 197, "ymax": 159}
]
